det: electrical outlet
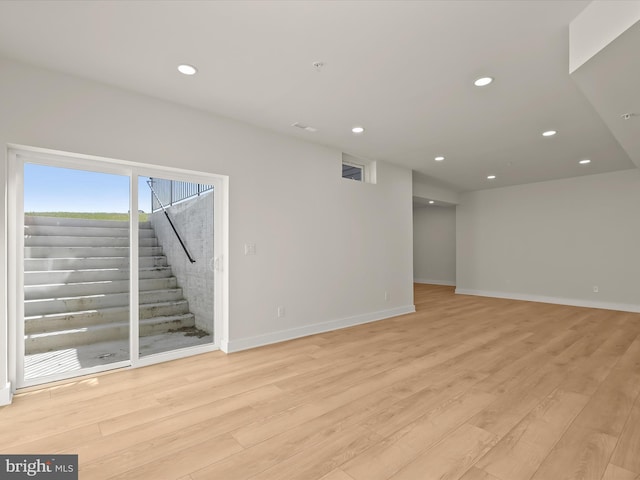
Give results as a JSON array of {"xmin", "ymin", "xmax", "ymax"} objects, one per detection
[
  {"xmin": 277, "ymin": 306, "xmax": 285, "ymax": 318},
  {"xmin": 244, "ymin": 243, "xmax": 256, "ymax": 255},
  {"xmin": 593, "ymin": 286, "xmax": 599, "ymax": 293}
]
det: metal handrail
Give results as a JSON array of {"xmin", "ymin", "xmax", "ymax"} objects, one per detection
[{"xmin": 146, "ymin": 180, "xmax": 196, "ymax": 264}]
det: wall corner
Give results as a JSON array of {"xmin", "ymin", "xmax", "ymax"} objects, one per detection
[{"xmin": 0, "ymin": 382, "xmax": 13, "ymax": 406}]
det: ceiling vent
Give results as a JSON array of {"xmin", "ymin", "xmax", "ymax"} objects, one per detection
[{"xmin": 291, "ymin": 122, "xmax": 317, "ymax": 132}]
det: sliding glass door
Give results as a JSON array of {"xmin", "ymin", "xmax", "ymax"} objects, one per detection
[
  {"xmin": 11, "ymin": 149, "xmax": 223, "ymax": 388},
  {"xmin": 22, "ymin": 163, "xmax": 132, "ymax": 383},
  {"xmin": 137, "ymin": 174, "xmax": 215, "ymax": 358}
]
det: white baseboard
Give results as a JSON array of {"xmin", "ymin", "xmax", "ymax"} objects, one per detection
[
  {"xmin": 223, "ymin": 305, "xmax": 416, "ymax": 353},
  {"xmin": 414, "ymin": 278, "xmax": 456, "ymax": 286},
  {"xmin": 455, "ymin": 288, "xmax": 640, "ymax": 313},
  {"xmin": 0, "ymin": 382, "xmax": 13, "ymax": 406}
]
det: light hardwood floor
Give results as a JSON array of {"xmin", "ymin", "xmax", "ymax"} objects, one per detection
[{"xmin": 2, "ymin": 284, "xmax": 640, "ymax": 480}]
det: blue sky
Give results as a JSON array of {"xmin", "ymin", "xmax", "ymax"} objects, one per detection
[{"xmin": 24, "ymin": 164, "xmax": 152, "ymax": 213}]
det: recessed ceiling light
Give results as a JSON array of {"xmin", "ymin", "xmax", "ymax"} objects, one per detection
[
  {"xmin": 428, "ymin": 200, "xmax": 435, "ymax": 204},
  {"xmin": 474, "ymin": 77, "xmax": 493, "ymax": 87},
  {"xmin": 487, "ymin": 175, "xmax": 496, "ymax": 180},
  {"xmin": 434, "ymin": 156, "xmax": 445, "ymax": 161},
  {"xmin": 352, "ymin": 126, "xmax": 365, "ymax": 134},
  {"xmin": 579, "ymin": 159, "xmax": 591, "ymax": 164},
  {"xmin": 177, "ymin": 64, "xmax": 197, "ymax": 75},
  {"xmin": 542, "ymin": 130, "xmax": 557, "ymax": 137}
]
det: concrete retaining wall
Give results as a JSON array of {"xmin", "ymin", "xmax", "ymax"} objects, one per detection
[{"xmin": 151, "ymin": 192, "xmax": 214, "ymax": 333}]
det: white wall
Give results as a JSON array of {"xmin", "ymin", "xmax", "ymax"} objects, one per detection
[
  {"xmin": 0, "ymin": 57, "xmax": 415, "ymax": 400},
  {"xmin": 412, "ymin": 174, "xmax": 460, "ymax": 205},
  {"xmin": 569, "ymin": 0, "xmax": 640, "ymax": 73},
  {"xmin": 413, "ymin": 206, "xmax": 456, "ymax": 286},
  {"xmin": 456, "ymin": 169, "xmax": 640, "ymax": 312}
]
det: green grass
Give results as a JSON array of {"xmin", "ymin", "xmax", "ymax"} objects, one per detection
[{"xmin": 26, "ymin": 212, "xmax": 149, "ymax": 222}]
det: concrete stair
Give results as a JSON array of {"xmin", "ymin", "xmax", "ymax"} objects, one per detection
[{"xmin": 24, "ymin": 216, "xmax": 195, "ymax": 354}]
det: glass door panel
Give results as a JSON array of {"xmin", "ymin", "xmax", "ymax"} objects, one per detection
[
  {"xmin": 23, "ymin": 163, "xmax": 131, "ymax": 382},
  {"xmin": 137, "ymin": 175, "xmax": 214, "ymax": 357}
]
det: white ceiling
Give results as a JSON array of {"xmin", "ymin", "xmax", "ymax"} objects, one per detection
[{"xmin": 0, "ymin": 0, "xmax": 635, "ymax": 192}]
